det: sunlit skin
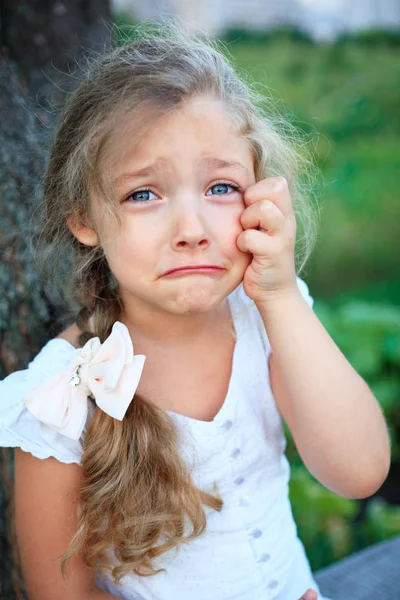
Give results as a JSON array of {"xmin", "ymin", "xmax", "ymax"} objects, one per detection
[{"xmin": 69, "ymin": 95, "xmax": 257, "ymax": 346}]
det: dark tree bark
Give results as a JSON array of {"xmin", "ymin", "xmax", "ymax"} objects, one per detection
[
  {"xmin": 0, "ymin": 3, "xmax": 111, "ymax": 598},
  {"xmin": 1, "ymin": 0, "xmax": 111, "ymax": 105}
]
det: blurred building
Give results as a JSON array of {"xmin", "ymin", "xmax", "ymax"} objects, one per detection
[
  {"xmin": 299, "ymin": 0, "xmax": 400, "ymax": 41},
  {"xmin": 114, "ymin": 0, "xmax": 400, "ymax": 41}
]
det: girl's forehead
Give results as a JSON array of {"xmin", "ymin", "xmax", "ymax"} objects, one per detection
[{"xmin": 100, "ymin": 96, "xmax": 252, "ymax": 176}]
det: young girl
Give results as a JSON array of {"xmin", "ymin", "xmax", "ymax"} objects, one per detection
[{"xmin": 0, "ymin": 22, "xmax": 390, "ymax": 600}]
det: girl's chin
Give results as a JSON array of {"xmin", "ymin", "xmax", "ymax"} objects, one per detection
[{"xmin": 162, "ymin": 288, "xmax": 229, "ymax": 315}]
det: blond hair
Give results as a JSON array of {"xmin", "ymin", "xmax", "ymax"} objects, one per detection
[{"xmin": 33, "ymin": 19, "xmax": 320, "ymax": 584}]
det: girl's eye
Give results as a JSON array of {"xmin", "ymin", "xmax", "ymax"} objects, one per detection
[
  {"xmin": 126, "ymin": 189, "xmax": 157, "ymax": 204},
  {"xmin": 124, "ymin": 181, "xmax": 241, "ymax": 204},
  {"xmin": 206, "ymin": 182, "xmax": 241, "ymax": 196}
]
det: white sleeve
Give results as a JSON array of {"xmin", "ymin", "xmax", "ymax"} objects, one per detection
[
  {"xmin": 0, "ymin": 340, "xmax": 89, "ymax": 465},
  {"xmin": 295, "ymin": 275, "xmax": 314, "ymax": 309},
  {"xmin": 236, "ymin": 276, "xmax": 314, "ymax": 309},
  {"xmin": 238, "ymin": 276, "xmax": 315, "ymax": 357}
]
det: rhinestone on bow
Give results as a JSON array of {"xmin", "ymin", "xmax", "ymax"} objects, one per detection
[{"xmin": 69, "ymin": 365, "xmax": 81, "ymax": 387}]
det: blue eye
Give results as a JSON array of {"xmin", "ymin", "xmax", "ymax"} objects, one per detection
[
  {"xmin": 127, "ymin": 189, "xmax": 157, "ymax": 204},
  {"xmin": 206, "ymin": 182, "xmax": 240, "ymax": 196},
  {"xmin": 124, "ymin": 181, "xmax": 241, "ymax": 204}
]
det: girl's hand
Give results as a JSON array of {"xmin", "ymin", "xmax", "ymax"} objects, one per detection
[
  {"xmin": 299, "ymin": 589, "xmax": 318, "ymax": 600},
  {"xmin": 236, "ymin": 176, "xmax": 299, "ymax": 307}
]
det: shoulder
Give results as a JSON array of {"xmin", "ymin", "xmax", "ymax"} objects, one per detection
[
  {"xmin": 0, "ymin": 333, "xmax": 86, "ymax": 465},
  {"xmin": 55, "ymin": 323, "xmax": 83, "ymax": 349}
]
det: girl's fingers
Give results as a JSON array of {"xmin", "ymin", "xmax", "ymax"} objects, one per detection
[
  {"xmin": 243, "ymin": 176, "xmax": 293, "ymax": 218},
  {"xmin": 236, "ymin": 227, "xmax": 286, "ymax": 257},
  {"xmin": 299, "ymin": 589, "xmax": 318, "ymax": 600},
  {"xmin": 239, "ymin": 199, "xmax": 285, "ymax": 235}
]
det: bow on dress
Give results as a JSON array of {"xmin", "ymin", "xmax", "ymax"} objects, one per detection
[{"xmin": 24, "ymin": 322, "xmax": 146, "ymax": 440}]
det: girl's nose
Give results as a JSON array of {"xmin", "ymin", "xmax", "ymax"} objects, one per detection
[{"xmin": 170, "ymin": 198, "xmax": 211, "ymax": 250}]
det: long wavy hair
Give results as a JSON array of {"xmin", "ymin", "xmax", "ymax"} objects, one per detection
[{"xmin": 31, "ymin": 20, "xmax": 320, "ymax": 584}]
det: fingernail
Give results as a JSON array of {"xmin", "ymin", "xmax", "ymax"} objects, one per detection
[{"xmin": 274, "ymin": 176, "xmax": 287, "ymax": 190}]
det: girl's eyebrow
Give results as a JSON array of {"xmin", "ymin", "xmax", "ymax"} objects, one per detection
[
  {"xmin": 199, "ymin": 156, "xmax": 251, "ymax": 175},
  {"xmin": 113, "ymin": 156, "xmax": 251, "ymax": 186},
  {"xmin": 113, "ymin": 162, "xmax": 166, "ymax": 186}
]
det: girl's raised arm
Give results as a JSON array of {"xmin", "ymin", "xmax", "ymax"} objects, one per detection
[{"xmin": 14, "ymin": 449, "xmax": 118, "ymax": 600}]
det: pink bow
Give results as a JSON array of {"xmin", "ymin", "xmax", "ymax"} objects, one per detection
[{"xmin": 24, "ymin": 322, "xmax": 146, "ymax": 440}]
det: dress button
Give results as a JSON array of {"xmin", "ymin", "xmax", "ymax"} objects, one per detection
[
  {"xmin": 267, "ymin": 579, "xmax": 278, "ymax": 590},
  {"xmin": 230, "ymin": 448, "xmax": 241, "ymax": 458},
  {"xmin": 221, "ymin": 419, "xmax": 233, "ymax": 430},
  {"xmin": 258, "ymin": 553, "xmax": 271, "ymax": 563},
  {"xmin": 234, "ymin": 475, "xmax": 245, "ymax": 485},
  {"xmin": 251, "ymin": 528, "xmax": 263, "ymax": 538},
  {"xmin": 237, "ymin": 496, "xmax": 250, "ymax": 507}
]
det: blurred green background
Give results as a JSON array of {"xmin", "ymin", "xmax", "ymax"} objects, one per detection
[{"xmin": 115, "ymin": 16, "xmax": 400, "ymax": 570}]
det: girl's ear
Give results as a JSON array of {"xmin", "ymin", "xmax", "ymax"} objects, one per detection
[{"xmin": 67, "ymin": 216, "xmax": 100, "ymax": 247}]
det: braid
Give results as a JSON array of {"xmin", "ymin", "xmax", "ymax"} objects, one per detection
[
  {"xmin": 74, "ymin": 254, "xmax": 122, "ymax": 346},
  {"xmin": 61, "ymin": 251, "xmax": 224, "ymax": 582}
]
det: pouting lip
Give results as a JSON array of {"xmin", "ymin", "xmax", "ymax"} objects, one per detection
[{"xmin": 163, "ymin": 265, "xmax": 225, "ymax": 276}]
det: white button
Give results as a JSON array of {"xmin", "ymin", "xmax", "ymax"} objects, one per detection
[
  {"xmin": 237, "ymin": 496, "xmax": 250, "ymax": 508},
  {"xmin": 234, "ymin": 475, "xmax": 245, "ymax": 485},
  {"xmin": 267, "ymin": 579, "xmax": 278, "ymax": 590},
  {"xmin": 230, "ymin": 448, "xmax": 241, "ymax": 458},
  {"xmin": 258, "ymin": 553, "xmax": 271, "ymax": 563},
  {"xmin": 221, "ymin": 419, "xmax": 233, "ymax": 430},
  {"xmin": 251, "ymin": 528, "xmax": 263, "ymax": 538}
]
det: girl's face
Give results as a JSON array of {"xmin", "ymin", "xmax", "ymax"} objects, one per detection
[{"xmin": 74, "ymin": 95, "xmax": 256, "ymax": 324}]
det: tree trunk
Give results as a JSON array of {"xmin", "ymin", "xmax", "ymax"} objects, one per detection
[
  {"xmin": 1, "ymin": 0, "xmax": 111, "ymax": 105},
  {"xmin": 0, "ymin": 3, "xmax": 111, "ymax": 597}
]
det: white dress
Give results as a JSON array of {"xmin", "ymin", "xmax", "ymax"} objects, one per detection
[{"xmin": 0, "ymin": 277, "xmax": 332, "ymax": 600}]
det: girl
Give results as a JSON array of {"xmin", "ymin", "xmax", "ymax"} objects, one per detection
[{"xmin": 0, "ymin": 21, "xmax": 390, "ymax": 600}]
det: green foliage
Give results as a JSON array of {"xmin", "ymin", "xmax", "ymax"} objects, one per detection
[
  {"xmin": 289, "ymin": 463, "xmax": 400, "ymax": 570},
  {"xmin": 315, "ymin": 298, "xmax": 400, "ymax": 459},
  {"xmin": 285, "ymin": 297, "xmax": 400, "ymax": 569},
  {"xmin": 290, "ymin": 466, "xmax": 358, "ymax": 569},
  {"xmin": 336, "ymin": 29, "xmax": 400, "ymax": 48},
  {"xmin": 361, "ymin": 497, "xmax": 400, "ymax": 544},
  {"xmin": 223, "ymin": 26, "xmax": 314, "ymax": 45},
  {"xmin": 112, "ymin": 10, "xmax": 138, "ymax": 30},
  {"xmin": 112, "ymin": 10, "xmax": 139, "ymax": 44}
]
